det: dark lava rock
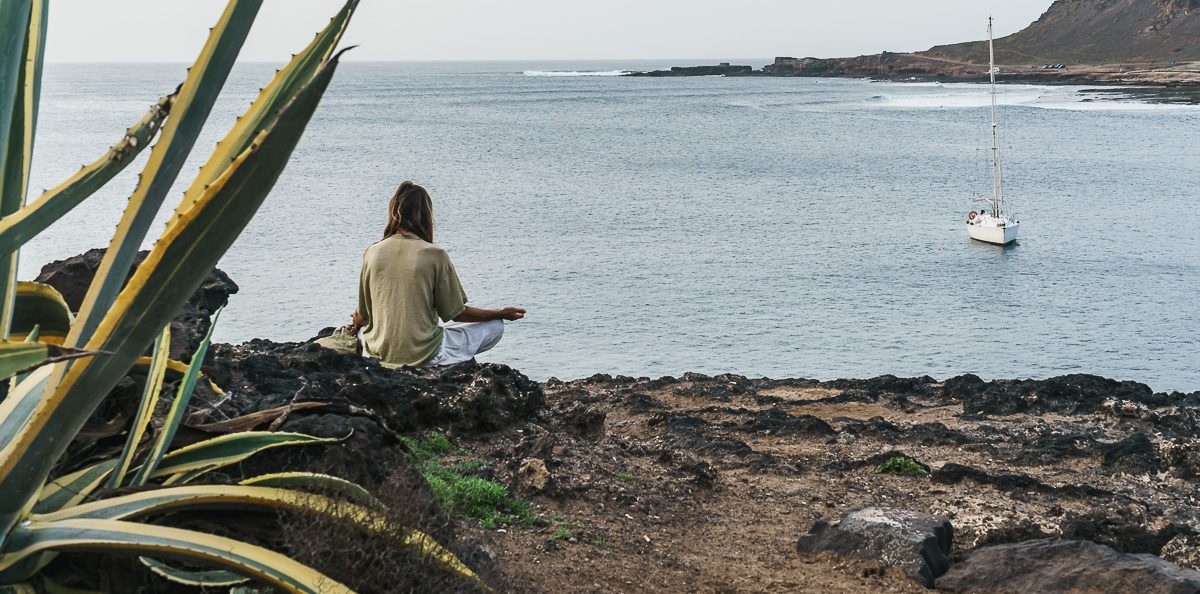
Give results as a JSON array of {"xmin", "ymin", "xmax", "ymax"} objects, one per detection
[
  {"xmin": 796, "ymin": 508, "xmax": 953, "ymax": 588},
  {"xmin": 937, "ymin": 539, "xmax": 1200, "ymax": 594},
  {"xmin": 945, "ymin": 373, "xmax": 1155, "ymax": 416},
  {"xmin": 1103, "ymin": 432, "xmax": 1161, "ymax": 474},
  {"xmin": 745, "ymin": 407, "xmax": 836, "ymax": 437},
  {"xmin": 204, "ymin": 339, "xmax": 544, "ymax": 434},
  {"xmin": 36, "ymin": 247, "xmax": 238, "ymax": 361}
]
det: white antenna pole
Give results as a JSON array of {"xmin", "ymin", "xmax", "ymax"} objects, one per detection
[{"xmin": 988, "ymin": 16, "xmax": 1004, "ymax": 217}]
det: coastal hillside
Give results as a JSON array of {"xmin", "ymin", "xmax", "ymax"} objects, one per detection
[
  {"xmin": 927, "ymin": 0, "xmax": 1200, "ymax": 64},
  {"xmin": 755, "ymin": 0, "xmax": 1200, "ymax": 84}
]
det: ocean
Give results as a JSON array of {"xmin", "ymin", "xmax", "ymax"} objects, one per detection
[{"xmin": 24, "ymin": 61, "xmax": 1200, "ymax": 391}]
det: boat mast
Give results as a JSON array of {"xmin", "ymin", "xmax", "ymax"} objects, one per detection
[{"xmin": 988, "ymin": 16, "xmax": 1004, "ymax": 218}]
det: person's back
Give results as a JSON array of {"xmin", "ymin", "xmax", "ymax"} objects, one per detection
[
  {"xmin": 358, "ymin": 233, "xmax": 467, "ymax": 367},
  {"xmin": 352, "ymin": 181, "xmax": 525, "ymax": 369}
]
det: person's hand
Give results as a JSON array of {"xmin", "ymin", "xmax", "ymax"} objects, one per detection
[
  {"xmin": 351, "ymin": 311, "xmax": 367, "ymax": 326},
  {"xmin": 498, "ymin": 306, "xmax": 526, "ymax": 321}
]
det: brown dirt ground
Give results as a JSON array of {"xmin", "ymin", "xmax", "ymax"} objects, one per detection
[{"xmin": 439, "ymin": 374, "xmax": 1198, "ymax": 593}]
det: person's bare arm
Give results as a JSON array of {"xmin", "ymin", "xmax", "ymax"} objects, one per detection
[{"xmin": 453, "ymin": 305, "xmax": 526, "ymax": 323}]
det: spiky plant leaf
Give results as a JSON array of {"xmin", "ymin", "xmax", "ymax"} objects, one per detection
[
  {"xmin": 132, "ymin": 355, "xmax": 224, "ymax": 396},
  {"xmin": 0, "ymin": 341, "xmax": 45, "ymax": 379},
  {"xmin": 139, "ymin": 558, "xmax": 249, "ymax": 588},
  {"xmin": 0, "ymin": 47, "xmax": 342, "ymax": 535},
  {"xmin": 241, "ymin": 472, "xmax": 385, "ymax": 511},
  {"xmin": 176, "ymin": 0, "xmax": 358, "ymax": 217},
  {"xmin": 0, "ymin": 94, "xmax": 171, "ymax": 255},
  {"xmin": 0, "ymin": 0, "xmax": 46, "ymax": 340},
  {"xmin": 31, "ymin": 460, "xmax": 117, "ymax": 515},
  {"xmin": 108, "ymin": 325, "xmax": 170, "ymax": 491},
  {"xmin": 129, "ymin": 313, "xmax": 217, "ymax": 487},
  {"xmin": 150, "ymin": 432, "xmax": 339, "ymax": 482},
  {"xmin": 66, "ymin": 0, "xmax": 263, "ymax": 347},
  {"xmin": 28, "ymin": 485, "xmax": 484, "ymax": 585},
  {"xmin": 8, "ymin": 281, "xmax": 70, "ymax": 344},
  {"xmin": 0, "ymin": 518, "xmax": 354, "ymax": 593}
]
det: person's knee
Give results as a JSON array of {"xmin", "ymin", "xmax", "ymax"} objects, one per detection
[{"xmin": 478, "ymin": 319, "xmax": 504, "ymax": 352}]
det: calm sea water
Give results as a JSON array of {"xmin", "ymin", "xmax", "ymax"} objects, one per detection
[{"xmin": 24, "ymin": 61, "xmax": 1200, "ymax": 391}]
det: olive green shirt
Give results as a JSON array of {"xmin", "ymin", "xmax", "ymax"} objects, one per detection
[{"xmin": 357, "ymin": 235, "xmax": 468, "ymax": 367}]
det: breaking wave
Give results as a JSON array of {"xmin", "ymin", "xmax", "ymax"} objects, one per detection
[{"xmin": 523, "ymin": 70, "xmax": 629, "ymax": 77}]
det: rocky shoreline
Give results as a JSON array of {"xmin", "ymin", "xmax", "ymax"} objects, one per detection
[
  {"xmin": 625, "ymin": 57, "xmax": 1200, "ymax": 104},
  {"xmin": 31, "ymin": 253, "xmax": 1200, "ymax": 592}
]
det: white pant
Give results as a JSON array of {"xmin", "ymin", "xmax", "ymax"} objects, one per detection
[{"xmin": 428, "ymin": 320, "xmax": 504, "ymax": 366}]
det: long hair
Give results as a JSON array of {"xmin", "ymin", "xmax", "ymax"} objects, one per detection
[{"xmin": 383, "ymin": 181, "xmax": 434, "ymax": 242}]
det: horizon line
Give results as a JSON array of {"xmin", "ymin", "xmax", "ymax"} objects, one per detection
[{"xmin": 42, "ymin": 56, "xmax": 828, "ymax": 66}]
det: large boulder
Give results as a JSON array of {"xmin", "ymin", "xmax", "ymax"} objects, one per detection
[
  {"xmin": 937, "ymin": 539, "xmax": 1200, "ymax": 594},
  {"xmin": 944, "ymin": 373, "xmax": 1157, "ymax": 416},
  {"xmin": 35, "ymin": 248, "xmax": 238, "ymax": 361},
  {"xmin": 202, "ymin": 339, "xmax": 545, "ymax": 434},
  {"xmin": 795, "ymin": 508, "xmax": 953, "ymax": 588}
]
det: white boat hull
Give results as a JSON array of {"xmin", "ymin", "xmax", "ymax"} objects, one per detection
[{"xmin": 968, "ymin": 222, "xmax": 1019, "ymax": 245}]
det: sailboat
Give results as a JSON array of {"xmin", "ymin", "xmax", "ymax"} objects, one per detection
[{"xmin": 967, "ymin": 16, "xmax": 1020, "ymax": 246}]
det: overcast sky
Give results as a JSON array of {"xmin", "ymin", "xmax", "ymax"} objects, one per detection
[{"xmin": 45, "ymin": 1, "xmax": 1055, "ymax": 63}]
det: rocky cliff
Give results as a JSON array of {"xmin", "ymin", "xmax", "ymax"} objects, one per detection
[
  {"xmin": 763, "ymin": 0, "xmax": 1200, "ymax": 85},
  {"xmin": 929, "ymin": 0, "xmax": 1200, "ymax": 64}
]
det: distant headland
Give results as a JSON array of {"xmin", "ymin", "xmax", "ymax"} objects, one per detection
[{"xmin": 627, "ymin": 0, "xmax": 1200, "ymax": 99}]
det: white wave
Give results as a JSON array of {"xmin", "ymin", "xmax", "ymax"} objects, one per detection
[
  {"xmin": 861, "ymin": 83, "xmax": 1199, "ymax": 111},
  {"xmin": 523, "ymin": 70, "xmax": 629, "ymax": 77}
]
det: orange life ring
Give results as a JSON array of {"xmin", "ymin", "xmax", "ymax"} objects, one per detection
[{"xmin": 967, "ymin": 211, "xmax": 977, "ymax": 222}]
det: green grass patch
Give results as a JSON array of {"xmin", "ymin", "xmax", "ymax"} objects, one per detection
[
  {"xmin": 401, "ymin": 431, "xmax": 453, "ymax": 461},
  {"xmin": 590, "ymin": 537, "xmax": 605, "ymax": 547},
  {"xmin": 875, "ymin": 456, "xmax": 929, "ymax": 477},
  {"xmin": 402, "ymin": 431, "xmax": 537, "ymax": 529},
  {"xmin": 614, "ymin": 470, "xmax": 633, "ymax": 481},
  {"xmin": 552, "ymin": 525, "xmax": 573, "ymax": 541}
]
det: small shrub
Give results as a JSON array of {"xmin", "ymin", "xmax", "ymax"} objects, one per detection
[
  {"xmin": 552, "ymin": 526, "xmax": 573, "ymax": 541},
  {"xmin": 875, "ymin": 456, "xmax": 929, "ymax": 477}
]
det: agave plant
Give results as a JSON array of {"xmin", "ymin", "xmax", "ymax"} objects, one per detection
[{"xmin": 0, "ymin": 1, "xmax": 483, "ymax": 592}]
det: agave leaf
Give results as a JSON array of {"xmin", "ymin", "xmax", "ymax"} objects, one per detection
[
  {"xmin": 0, "ymin": 48, "xmax": 343, "ymax": 536},
  {"xmin": 150, "ymin": 432, "xmax": 338, "ymax": 482},
  {"xmin": 109, "ymin": 326, "xmax": 170, "ymax": 491},
  {"xmin": 32, "ymin": 460, "xmax": 117, "ymax": 515},
  {"xmin": 0, "ymin": 94, "xmax": 172, "ymax": 255},
  {"xmin": 128, "ymin": 313, "xmax": 217, "ymax": 487},
  {"xmin": 139, "ymin": 557, "xmax": 249, "ymax": 588},
  {"xmin": 0, "ymin": 518, "xmax": 353, "ymax": 593},
  {"xmin": 0, "ymin": 0, "xmax": 46, "ymax": 340},
  {"xmin": 66, "ymin": 0, "xmax": 263, "ymax": 347},
  {"xmin": 132, "ymin": 355, "xmax": 224, "ymax": 396},
  {"xmin": 31, "ymin": 485, "xmax": 485, "ymax": 586},
  {"xmin": 241, "ymin": 472, "xmax": 385, "ymax": 511},
  {"xmin": 0, "ymin": 340, "xmax": 45, "ymax": 380},
  {"xmin": 9, "ymin": 281, "xmax": 71, "ymax": 344},
  {"xmin": 32, "ymin": 485, "xmax": 379, "ymax": 526},
  {"xmin": 176, "ymin": 0, "xmax": 358, "ymax": 217}
]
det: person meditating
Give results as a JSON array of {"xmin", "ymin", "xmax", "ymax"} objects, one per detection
[{"xmin": 351, "ymin": 181, "xmax": 525, "ymax": 367}]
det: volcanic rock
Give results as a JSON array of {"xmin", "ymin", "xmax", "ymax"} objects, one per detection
[
  {"xmin": 937, "ymin": 538, "xmax": 1200, "ymax": 594},
  {"xmin": 795, "ymin": 508, "xmax": 953, "ymax": 588},
  {"xmin": 35, "ymin": 247, "xmax": 238, "ymax": 361}
]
